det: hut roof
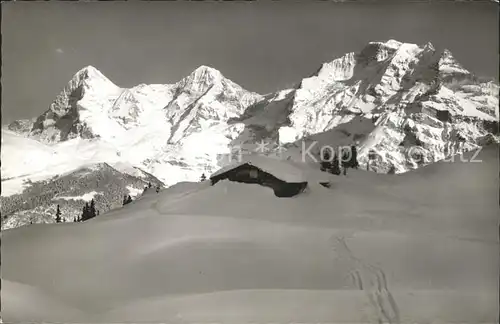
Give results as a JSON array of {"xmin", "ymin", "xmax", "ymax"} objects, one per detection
[{"xmin": 210, "ymin": 154, "xmax": 334, "ymax": 183}]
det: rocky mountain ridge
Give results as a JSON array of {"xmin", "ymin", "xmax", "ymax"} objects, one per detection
[
  {"xmin": 229, "ymin": 40, "xmax": 498, "ymax": 172},
  {"xmin": 3, "ymin": 39, "xmax": 498, "ymax": 197}
]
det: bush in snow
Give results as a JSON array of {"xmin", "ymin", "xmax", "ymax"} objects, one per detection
[{"xmin": 320, "ymin": 148, "xmax": 341, "ymax": 175}]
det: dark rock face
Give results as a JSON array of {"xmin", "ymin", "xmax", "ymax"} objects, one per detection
[
  {"xmin": 436, "ymin": 110, "xmax": 451, "ymax": 123},
  {"xmin": 482, "ymin": 120, "xmax": 499, "ymax": 135},
  {"xmin": 29, "ymin": 85, "xmax": 94, "ymax": 142}
]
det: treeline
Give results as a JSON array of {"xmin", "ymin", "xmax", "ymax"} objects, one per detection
[
  {"xmin": 51, "ymin": 199, "xmax": 100, "ymax": 223},
  {"xmin": 78, "ymin": 199, "xmax": 99, "ymax": 222},
  {"xmin": 11, "ymin": 163, "xmax": 163, "ymax": 216},
  {"xmin": 47, "ymin": 182, "xmax": 162, "ymax": 225}
]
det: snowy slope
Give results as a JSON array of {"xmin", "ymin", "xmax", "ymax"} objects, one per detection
[
  {"xmin": 1, "ymin": 130, "xmax": 123, "ymax": 196},
  {"xmin": 1, "ymin": 146, "xmax": 498, "ymax": 323}
]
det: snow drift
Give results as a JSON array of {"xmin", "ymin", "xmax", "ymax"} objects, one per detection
[{"xmin": 1, "ymin": 146, "xmax": 498, "ymax": 323}]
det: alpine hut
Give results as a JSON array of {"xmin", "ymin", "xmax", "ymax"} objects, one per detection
[{"xmin": 209, "ymin": 155, "xmax": 333, "ymax": 197}]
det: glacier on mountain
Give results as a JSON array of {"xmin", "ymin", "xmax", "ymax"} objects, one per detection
[
  {"xmin": 231, "ymin": 39, "xmax": 498, "ymax": 173},
  {"xmin": 2, "ymin": 39, "xmax": 498, "ymax": 197}
]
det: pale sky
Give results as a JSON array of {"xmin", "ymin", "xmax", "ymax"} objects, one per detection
[{"xmin": 1, "ymin": 1, "xmax": 498, "ymax": 124}]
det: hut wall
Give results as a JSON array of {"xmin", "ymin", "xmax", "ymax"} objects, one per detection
[{"xmin": 210, "ymin": 163, "xmax": 308, "ymax": 197}]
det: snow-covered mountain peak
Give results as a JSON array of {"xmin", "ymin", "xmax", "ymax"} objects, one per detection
[
  {"xmin": 75, "ymin": 65, "xmax": 106, "ymax": 80},
  {"xmin": 7, "ymin": 60, "xmax": 263, "ymax": 149},
  {"xmin": 305, "ymin": 40, "xmax": 424, "ymax": 88},
  {"xmin": 191, "ymin": 65, "xmax": 222, "ymax": 77},
  {"xmin": 423, "ymin": 41, "xmax": 436, "ymax": 52},
  {"xmin": 69, "ymin": 65, "xmax": 120, "ymax": 95},
  {"xmin": 366, "ymin": 39, "xmax": 403, "ymax": 51},
  {"xmin": 161, "ymin": 64, "xmax": 263, "ymax": 145},
  {"xmin": 359, "ymin": 39, "xmax": 405, "ymax": 62},
  {"xmin": 49, "ymin": 65, "xmax": 120, "ymax": 115},
  {"xmin": 4, "ymin": 39, "xmax": 497, "ymax": 201},
  {"xmin": 438, "ymin": 49, "xmax": 470, "ymax": 76},
  {"xmin": 234, "ymin": 39, "xmax": 498, "ymax": 174},
  {"xmin": 310, "ymin": 52, "xmax": 358, "ymax": 84},
  {"xmin": 380, "ymin": 39, "xmax": 404, "ymax": 48},
  {"xmin": 177, "ymin": 65, "xmax": 225, "ymax": 93},
  {"xmin": 14, "ymin": 66, "xmax": 123, "ymax": 143}
]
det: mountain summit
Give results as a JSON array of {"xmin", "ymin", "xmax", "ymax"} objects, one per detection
[
  {"xmin": 7, "ymin": 65, "xmax": 122, "ymax": 142},
  {"xmin": 3, "ymin": 62, "xmax": 263, "ymax": 194},
  {"xmin": 7, "ymin": 63, "xmax": 262, "ymax": 145},
  {"xmin": 71, "ymin": 65, "xmax": 118, "ymax": 89},
  {"xmin": 231, "ymin": 39, "xmax": 498, "ymax": 172},
  {"xmin": 3, "ymin": 39, "xmax": 498, "ymax": 198}
]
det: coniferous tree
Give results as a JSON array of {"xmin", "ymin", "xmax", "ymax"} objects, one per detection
[
  {"xmin": 85, "ymin": 202, "xmax": 90, "ymax": 219},
  {"xmin": 349, "ymin": 145, "xmax": 359, "ymax": 169},
  {"xmin": 331, "ymin": 153, "xmax": 341, "ymax": 175},
  {"xmin": 89, "ymin": 199, "xmax": 97, "ymax": 219},
  {"xmin": 82, "ymin": 202, "xmax": 90, "ymax": 221},
  {"xmin": 55, "ymin": 205, "xmax": 62, "ymax": 223},
  {"xmin": 82, "ymin": 204, "xmax": 87, "ymax": 221}
]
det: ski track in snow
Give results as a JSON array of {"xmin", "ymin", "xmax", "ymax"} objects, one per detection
[{"xmin": 333, "ymin": 235, "xmax": 400, "ymax": 324}]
